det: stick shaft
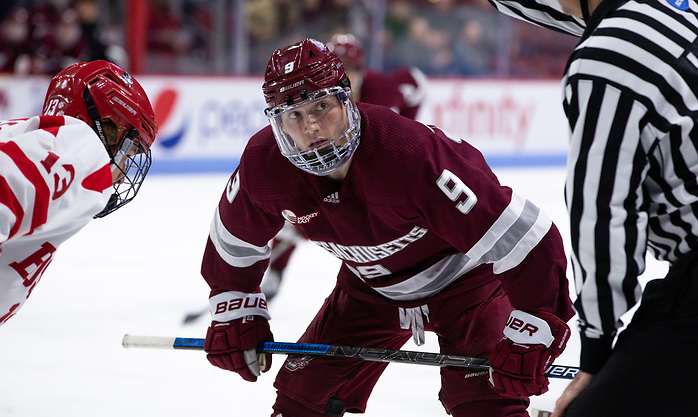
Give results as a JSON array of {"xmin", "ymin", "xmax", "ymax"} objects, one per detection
[
  {"xmin": 121, "ymin": 335, "xmax": 579, "ymax": 379},
  {"xmin": 262, "ymin": 341, "xmax": 490, "ymax": 370}
]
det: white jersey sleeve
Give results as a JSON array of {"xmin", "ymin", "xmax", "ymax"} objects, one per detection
[{"xmin": 0, "ymin": 115, "xmax": 112, "ymax": 325}]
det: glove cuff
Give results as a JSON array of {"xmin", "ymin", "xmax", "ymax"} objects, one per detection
[
  {"xmin": 209, "ymin": 291, "xmax": 271, "ymax": 322},
  {"xmin": 503, "ymin": 310, "xmax": 570, "ymax": 353}
]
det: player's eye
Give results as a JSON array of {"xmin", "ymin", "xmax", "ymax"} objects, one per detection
[{"xmin": 314, "ymin": 101, "xmax": 330, "ymax": 113}]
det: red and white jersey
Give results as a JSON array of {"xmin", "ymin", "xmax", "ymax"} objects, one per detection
[
  {"xmin": 202, "ymin": 103, "xmax": 573, "ymax": 318},
  {"xmin": 359, "ymin": 67, "xmax": 427, "ymax": 120},
  {"xmin": 0, "ymin": 115, "xmax": 112, "ymax": 325}
]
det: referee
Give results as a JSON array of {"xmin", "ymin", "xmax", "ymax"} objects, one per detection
[{"xmin": 487, "ymin": 0, "xmax": 698, "ymax": 415}]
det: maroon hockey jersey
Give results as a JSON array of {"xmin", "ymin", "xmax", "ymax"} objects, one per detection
[{"xmin": 201, "ymin": 103, "xmax": 573, "ymax": 318}]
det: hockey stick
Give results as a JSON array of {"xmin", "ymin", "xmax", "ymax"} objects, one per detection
[
  {"xmin": 181, "ymin": 308, "xmax": 208, "ymax": 325},
  {"xmin": 121, "ymin": 334, "xmax": 579, "ymax": 379}
]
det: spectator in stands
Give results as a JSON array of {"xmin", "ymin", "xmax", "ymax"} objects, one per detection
[
  {"xmin": 54, "ymin": 8, "xmax": 93, "ymax": 67},
  {"xmin": 0, "ymin": 1, "xmax": 20, "ymax": 21},
  {"xmin": 246, "ymin": 0, "xmax": 287, "ymax": 73},
  {"xmin": 384, "ymin": 0, "xmax": 415, "ymax": 42},
  {"xmin": 388, "ymin": 16, "xmax": 457, "ymax": 75},
  {"xmin": 73, "ymin": 0, "xmax": 109, "ymax": 62},
  {"xmin": 0, "ymin": 0, "xmax": 112, "ymax": 75},
  {"xmin": 453, "ymin": 19, "xmax": 492, "ymax": 75},
  {"xmin": 30, "ymin": 8, "xmax": 92, "ymax": 76},
  {"xmin": 0, "ymin": 7, "xmax": 32, "ymax": 74},
  {"xmin": 146, "ymin": 0, "xmax": 194, "ymax": 73}
]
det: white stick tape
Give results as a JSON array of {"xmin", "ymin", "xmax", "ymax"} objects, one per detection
[{"xmin": 121, "ymin": 334, "xmax": 177, "ymax": 349}]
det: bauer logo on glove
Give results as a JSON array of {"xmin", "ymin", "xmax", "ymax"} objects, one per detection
[
  {"xmin": 504, "ymin": 310, "xmax": 556, "ymax": 346},
  {"xmin": 488, "ymin": 309, "xmax": 570, "ymax": 397}
]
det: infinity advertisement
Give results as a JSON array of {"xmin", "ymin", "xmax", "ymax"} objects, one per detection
[{"xmin": 0, "ymin": 75, "xmax": 569, "ymax": 173}]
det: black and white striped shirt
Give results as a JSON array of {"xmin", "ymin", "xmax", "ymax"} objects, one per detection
[{"xmin": 490, "ymin": 0, "xmax": 698, "ymax": 371}]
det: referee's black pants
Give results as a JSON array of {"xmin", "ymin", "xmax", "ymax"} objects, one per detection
[{"xmin": 565, "ymin": 250, "xmax": 698, "ymax": 417}]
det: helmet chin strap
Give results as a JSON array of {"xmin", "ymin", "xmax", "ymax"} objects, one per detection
[
  {"xmin": 580, "ymin": 0, "xmax": 591, "ymax": 20},
  {"xmin": 82, "ymin": 88, "xmax": 111, "ymax": 157}
]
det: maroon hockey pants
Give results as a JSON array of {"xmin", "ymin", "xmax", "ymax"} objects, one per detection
[{"xmin": 271, "ymin": 281, "xmax": 530, "ymax": 416}]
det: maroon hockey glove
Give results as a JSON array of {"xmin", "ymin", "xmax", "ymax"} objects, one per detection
[
  {"xmin": 488, "ymin": 310, "xmax": 570, "ymax": 397},
  {"xmin": 204, "ymin": 316, "xmax": 273, "ymax": 382}
]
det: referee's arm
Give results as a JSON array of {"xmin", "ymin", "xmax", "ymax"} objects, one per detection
[{"xmin": 564, "ymin": 77, "xmax": 651, "ymax": 373}]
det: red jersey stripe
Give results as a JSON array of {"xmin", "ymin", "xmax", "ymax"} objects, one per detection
[
  {"xmin": 37, "ymin": 116, "xmax": 66, "ymax": 138},
  {"xmin": 0, "ymin": 141, "xmax": 50, "ymax": 234},
  {"xmin": 82, "ymin": 163, "xmax": 112, "ymax": 193},
  {"xmin": 0, "ymin": 175, "xmax": 24, "ymax": 240}
]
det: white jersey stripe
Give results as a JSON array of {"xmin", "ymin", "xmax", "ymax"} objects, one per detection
[
  {"xmin": 356, "ymin": 193, "xmax": 550, "ymax": 300},
  {"xmin": 493, "ymin": 207, "xmax": 552, "ymax": 274},
  {"xmin": 209, "ymin": 206, "xmax": 271, "ymax": 268}
]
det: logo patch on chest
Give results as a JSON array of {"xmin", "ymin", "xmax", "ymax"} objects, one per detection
[
  {"xmin": 282, "ymin": 209, "xmax": 319, "ymax": 225},
  {"xmin": 666, "ymin": 0, "xmax": 689, "ymax": 10}
]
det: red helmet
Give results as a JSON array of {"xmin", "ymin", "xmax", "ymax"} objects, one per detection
[
  {"xmin": 262, "ymin": 38, "xmax": 350, "ymax": 109},
  {"xmin": 42, "ymin": 60, "xmax": 158, "ymax": 217},
  {"xmin": 42, "ymin": 60, "xmax": 157, "ymax": 151},
  {"xmin": 327, "ymin": 34, "xmax": 364, "ymax": 69}
]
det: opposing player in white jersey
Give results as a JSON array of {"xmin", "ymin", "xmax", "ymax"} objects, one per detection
[
  {"xmin": 0, "ymin": 60, "xmax": 157, "ymax": 326},
  {"xmin": 200, "ymin": 38, "xmax": 574, "ymax": 417}
]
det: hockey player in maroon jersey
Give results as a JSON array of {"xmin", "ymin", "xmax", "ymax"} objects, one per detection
[
  {"xmin": 261, "ymin": 33, "xmax": 428, "ymax": 301},
  {"xmin": 0, "ymin": 60, "xmax": 158, "ymax": 326},
  {"xmin": 328, "ymin": 33, "xmax": 427, "ymax": 120},
  {"xmin": 201, "ymin": 39, "xmax": 574, "ymax": 417}
]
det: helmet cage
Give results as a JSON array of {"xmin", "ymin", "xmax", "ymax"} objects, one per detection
[
  {"xmin": 93, "ymin": 130, "xmax": 152, "ymax": 218},
  {"xmin": 80, "ymin": 86, "xmax": 152, "ymax": 218},
  {"xmin": 265, "ymin": 87, "xmax": 360, "ymax": 176}
]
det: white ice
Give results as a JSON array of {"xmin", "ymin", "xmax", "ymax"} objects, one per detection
[{"xmin": 0, "ymin": 167, "xmax": 669, "ymax": 416}]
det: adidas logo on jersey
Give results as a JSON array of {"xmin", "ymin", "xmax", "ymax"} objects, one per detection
[{"xmin": 323, "ymin": 192, "xmax": 340, "ymax": 203}]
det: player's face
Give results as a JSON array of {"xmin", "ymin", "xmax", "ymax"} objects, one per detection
[
  {"xmin": 280, "ymin": 95, "xmax": 350, "ymax": 153},
  {"xmin": 266, "ymin": 86, "xmax": 360, "ymax": 177}
]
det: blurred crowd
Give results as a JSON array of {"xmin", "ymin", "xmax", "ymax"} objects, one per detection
[
  {"xmin": 381, "ymin": 0, "xmax": 579, "ymax": 77},
  {"xmin": 0, "ymin": 0, "xmax": 579, "ymax": 78},
  {"xmin": 0, "ymin": 0, "xmax": 123, "ymax": 75},
  {"xmin": 241, "ymin": 0, "xmax": 579, "ymax": 77}
]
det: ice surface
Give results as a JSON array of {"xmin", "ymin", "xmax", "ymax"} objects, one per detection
[{"xmin": 0, "ymin": 167, "xmax": 669, "ymax": 416}]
